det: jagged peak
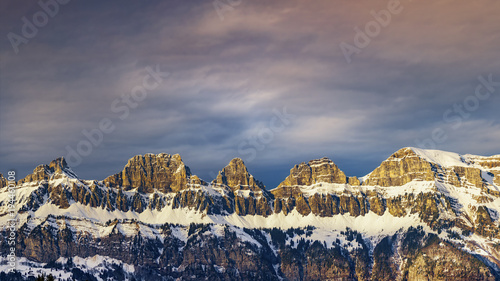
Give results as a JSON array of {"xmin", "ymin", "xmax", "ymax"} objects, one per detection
[
  {"xmin": 0, "ymin": 173, "xmax": 7, "ymax": 189},
  {"xmin": 41, "ymin": 157, "xmax": 71, "ymax": 173},
  {"xmin": 18, "ymin": 157, "xmax": 77, "ymax": 185},
  {"xmin": 212, "ymin": 158, "xmax": 265, "ymax": 191},
  {"xmin": 49, "ymin": 157, "xmax": 69, "ymax": 173}
]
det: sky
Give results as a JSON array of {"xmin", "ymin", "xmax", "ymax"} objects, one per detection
[{"xmin": 1, "ymin": 0, "xmax": 500, "ymax": 189}]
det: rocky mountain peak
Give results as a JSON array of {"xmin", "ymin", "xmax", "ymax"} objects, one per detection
[
  {"xmin": 104, "ymin": 153, "xmax": 192, "ymax": 193},
  {"xmin": 362, "ymin": 147, "xmax": 495, "ymax": 188},
  {"xmin": 277, "ymin": 157, "xmax": 348, "ymax": 187},
  {"xmin": 49, "ymin": 157, "xmax": 69, "ymax": 174},
  {"xmin": 0, "ymin": 173, "xmax": 6, "ymax": 189},
  {"xmin": 361, "ymin": 148, "xmax": 436, "ymax": 187},
  {"xmin": 389, "ymin": 147, "xmax": 415, "ymax": 158},
  {"xmin": 18, "ymin": 157, "xmax": 75, "ymax": 185},
  {"xmin": 212, "ymin": 158, "xmax": 265, "ymax": 191}
]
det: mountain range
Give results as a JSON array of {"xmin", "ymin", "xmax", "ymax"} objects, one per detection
[{"xmin": 1, "ymin": 147, "xmax": 500, "ymax": 280}]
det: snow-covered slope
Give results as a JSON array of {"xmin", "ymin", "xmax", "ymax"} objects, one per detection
[{"xmin": 410, "ymin": 147, "xmax": 500, "ymax": 171}]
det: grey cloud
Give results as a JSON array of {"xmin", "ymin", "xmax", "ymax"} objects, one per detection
[{"xmin": 1, "ymin": 0, "xmax": 499, "ymax": 188}]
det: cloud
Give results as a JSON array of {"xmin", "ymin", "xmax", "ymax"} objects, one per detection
[{"xmin": 1, "ymin": 0, "xmax": 499, "ymax": 188}]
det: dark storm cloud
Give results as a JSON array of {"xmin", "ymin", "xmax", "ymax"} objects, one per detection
[{"xmin": 1, "ymin": 0, "xmax": 500, "ymax": 188}]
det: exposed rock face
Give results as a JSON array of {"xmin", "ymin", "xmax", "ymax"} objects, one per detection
[
  {"xmin": 18, "ymin": 164, "xmax": 51, "ymax": 184},
  {"xmin": 48, "ymin": 157, "xmax": 68, "ymax": 174},
  {"xmin": 471, "ymin": 155, "xmax": 500, "ymax": 170},
  {"xmin": 362, "ymin": 148, "xmax": 490, "ymax": 189},
  {"xmin": 445, "ymin": 166, "xmax": 485, "ymax": 188},
  {"xmin": 209, "ymin": 158, "xmax": 273, "ymax": 216},
  {"xmin": 212, "ymin": 158, "xmax": 265, "ymax": 192},
  {"xmin": 270, "ymin": 188, "xmax": 453, "ymax": 228},
  {"xmin": 104, "ymin": 153, "xmax": 191, "ymax": 193},
  {"xmin": 172, "ymin": 189, "xmax": 232, "ymax": 214},
  {"xmin": 0, "ymin": 174, "xmax": 6, "ymax": 189},
  {"xmin": 468, "ymin": 155, "xmax": 500, "ymax": 189},
  {"xmin": 348, "ymin": 176, "xmax": 361, "ymax": 186},
  {"xmin": 368, "ymin": 194, "xmax": 386, "ymax": 216},
  {"xmin": 271, "ymin": 189, "xmax": 371, "ymax": 218},
  {"xmin": 188, "ymin": 174, "xmax": 205, "ymax": 185},
  {"xmin": 18, "ymin": 157, "xmax": 71, "ymax": 185},
  {"xmin": 362, "ymin": 148, "xmax": 436, "ymax": 187},
  {"xmin": 278, "ymin": 157, "xmax": 347, "ymax": 187},
  {"xmin": 272, "ymin": 158, "xmax": 386, "ymax": 218}
]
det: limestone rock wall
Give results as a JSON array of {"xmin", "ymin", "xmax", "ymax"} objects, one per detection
[
  {"xmin": 0, "ymin": 174, "xmax": 6, "ymax": 190},
  {"xmin": 278, "ymin": 157, "xmax": 348, "ymax": 187},
  {"xmin": 362, "ymin": 148, "xmax": 436, "ymax": 187},
  {"xmin": 212, "ymin": 158, "xmax": 265, "ymax": 192},
  {"xmin": 18, "ymin": 157, "xmax": 70, "ymax": 185},
  {"xmin": 103, "ymin": 153, "xmax": 191, "ymax": 193}
]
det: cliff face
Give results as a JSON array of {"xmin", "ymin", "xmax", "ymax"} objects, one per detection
[
  {"xmin": 103, "ymin": 153, "xmax": 191, "ymax": 193},
  {"xmin": 277, "ymin": 157, "xmax": 348, "ymax": 187},
  {"xmin": 212, "ymin": 158, "xmax": 265, "ymax": 192},
  {"xmin": 362, "ymin": 148, "xmax": 436, "ymax": 187},
  {"xmin": 472, "ymin": 155, "xmax": 500, "ymax": 170},
  {"xmin": 272, "ymin": 157, "xmax": 364, "ymax": 217},
  {"xmin": 472, "ymin": 155, "xmax": 500, "ymax": 186},
  {"xmin": 0, "ymin": 174, "xmax": 6, "ymax": 190},
  {"xmin": 361, "ymin": 147, "xmax": 493, "ymax": 190},
  {"xmin": 210, "ymin": 158, "xmax": 273, "ymax": 216},
  {"xmin": 18, "ymin": 157, "xmax": 73, "ymax": 185}
]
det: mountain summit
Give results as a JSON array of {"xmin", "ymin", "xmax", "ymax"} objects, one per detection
[
  {"xmin": 278, "ymin": 157, "xmax": 349, "ymax": 187},
  {"xmin": 212, "ymin": 158, "xmax": 266, "ymax": 192},
  {"xmin": 103, "ymin": 153, "xmax": 192, "ymax": 193}
]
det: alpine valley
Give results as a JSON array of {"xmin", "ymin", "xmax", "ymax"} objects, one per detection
[{"xmin": 2, "ymin": 147, "xmax": 500, "ymax": 281}]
